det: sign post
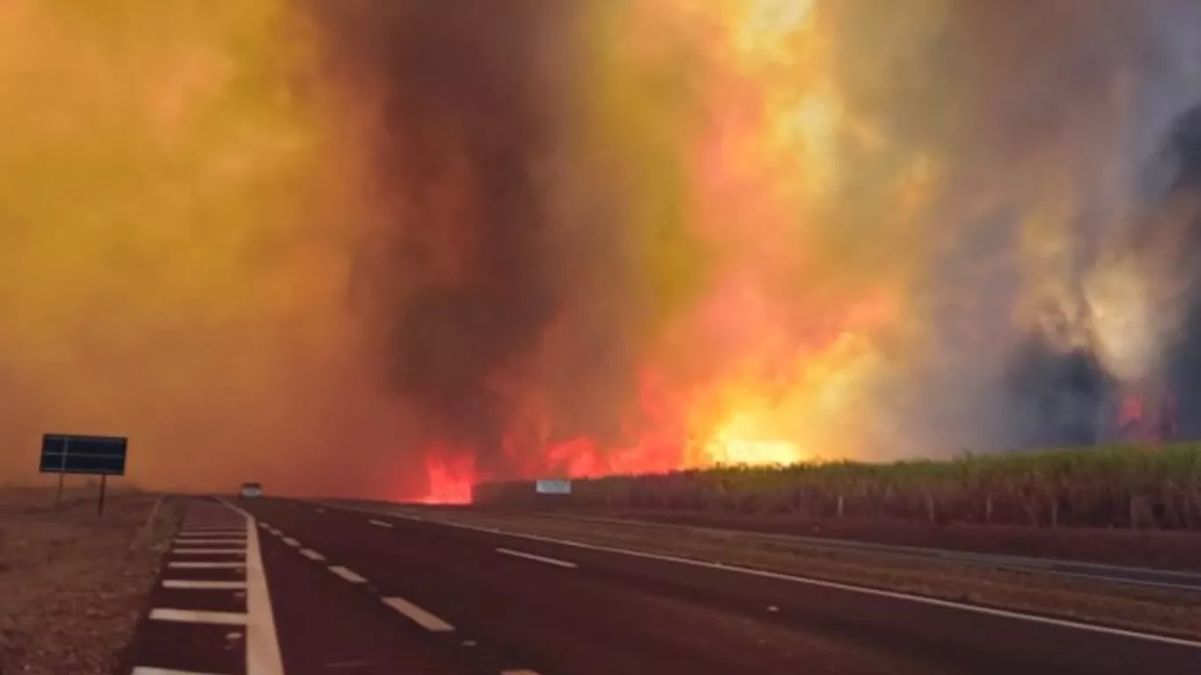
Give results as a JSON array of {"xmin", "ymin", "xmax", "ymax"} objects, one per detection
[{"xmin": 40, "ymin": 434, "xmax": 127, "ymax": 515}]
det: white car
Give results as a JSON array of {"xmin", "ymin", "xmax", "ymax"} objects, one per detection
[{"xmin": 239, "ymin": 482, "xmax": 263, "ymax": 498}]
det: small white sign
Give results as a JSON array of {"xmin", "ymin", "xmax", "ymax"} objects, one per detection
[{"xmin": 535, "ymin": 479, "xmax": 572, "ymax": 495}]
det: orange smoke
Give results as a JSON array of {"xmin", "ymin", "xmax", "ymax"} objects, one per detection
[
  {"xmin": 3, "ymin": 1, "xmax": 1197, "ymax": 503},
  {"xmin": 412, "ymin": 0, "xmax": 1198, "ymax": 500}
]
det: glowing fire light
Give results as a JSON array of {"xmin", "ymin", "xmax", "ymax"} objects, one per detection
[
  {"xmin": 1117, "ymin": 388, "xmax": 1179, "ymax": 443},
  {"xmin": 10, "ymin": 0, "xmax": 1186, "ymax": 502},
  {"xmin": 420, "ymin": 455, "xmax": 475, "ymax": 505},
  {"xmin": 705, "ymin": 413, "xmax": 805, "ymax": 466}
]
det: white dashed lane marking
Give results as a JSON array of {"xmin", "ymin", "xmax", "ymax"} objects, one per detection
[
  {"xmin": 496, "ymin": 547, "xmax": 578, "ymax": 569},
  {"xmin": 381, "ymin": 596, "xmax": 455, "ymax": 632},
  {"xmin": 368, "ymin": 519, "xmax": 394, "ymax": 528},
  {"xmin": 172, "ymin": 549, "xmax": 247, "ymax": 555},
  {"xmin": 329, "ymin": 566, "xmax": 367, "ymax": 584},
  {"xmin": 300, "ymin": 548, "xmax": 326, "ymax": 562},
  {"xmin": 282, "ymin": 537, "xmax": 300, "ymax": 547}
]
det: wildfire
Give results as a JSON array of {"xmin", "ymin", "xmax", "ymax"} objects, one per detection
[
  {"xmin": 417, "ymin": 0, "xmax": 1107, "ymax": 500},
  {"xmin": 1117, "ymin": 387, "xmax": 1179, "ymax": 443},
  {"xmin": 419, "ymin": 454, "xmax": 475, "ymax": 505},
  {"xmin": 4, "ymin": 0, "xmax": 1190, "ymax": 501},
  {"xmin": 364, "ymin": 0, "xmax": 1200, "ymax": 503},
  {"xmin": 705, "ymin": 426, "xmax": 802, "ymax": 466}
]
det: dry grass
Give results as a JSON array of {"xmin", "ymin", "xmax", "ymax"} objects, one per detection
[{"xmin": 0, "ymin": 486, "xmax": 180, "ymax": 675}]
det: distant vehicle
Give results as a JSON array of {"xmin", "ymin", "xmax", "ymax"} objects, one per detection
[{"xmin": 239, "ymin": 482, "xmax": 263, "ymax": 498}]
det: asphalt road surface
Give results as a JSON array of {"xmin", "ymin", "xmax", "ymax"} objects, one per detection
[
  {"xmin": 530, "ymin": 512, "xmax": 1201, "ymax": 592},
  {"xmin": 124, "ymin": 497, "xmax": 1201, "ymax": 675}
]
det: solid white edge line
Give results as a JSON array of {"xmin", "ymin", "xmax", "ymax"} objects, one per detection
[
  {"xmin": 545, "ymin": 515, "xmax": 1201, "ymax": 594},
  {"xmin": 1006, "ymin": 567, "xmax": 1201, "ymax": 593},
  {"xmin": 496, "ymin": 547, "xmax": 578, "ymax": 569},
  {"xmin": 300, "ymin": 548, "xmax": 326, "ymax": 561},
  {"xmin": 163, "ymin": 580, "xmax": 247, "ymax": 590},
  {"xmin": 372, "ymin": 509, "xmax": 1201, "ymax": 650},
  {"xmin": 381, "ymin": 596, "xmax": 455, "ymax": 632},
  {"xmin": 130, "ymin": 662, "xmax": 223, "ymax": 667},
  {"xmin": 219, "ymin": 499, "xmax": 285, "ymax": 675},
  {"xmin": 149, "ymin": 608, "xmax": 246, "ymax": 625},
  {"xmin": 368, "ymin": 519, "xmax": 394, "ymax": 528},
  {"xmin": 329, "ymin": 565, "xmax": 367, "ymax": 583}
]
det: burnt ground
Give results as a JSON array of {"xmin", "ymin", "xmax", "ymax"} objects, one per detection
[{"xmin": 0, "ymin": 486, "xmax": 180, "ymax": 675}]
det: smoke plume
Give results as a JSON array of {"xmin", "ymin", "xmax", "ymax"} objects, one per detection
[{"xmin": 3, "ymin": 1, "xmax": 1201, "ymax": 498}]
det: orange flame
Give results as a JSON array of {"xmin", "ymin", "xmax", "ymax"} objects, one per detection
[
  {"xmin": 420, "ymin": 453, "xmax": 476, "ymax": 504},
  {"xmin": 1117, "ymin": 386, "xmax": 1179, "ymax": 443}
]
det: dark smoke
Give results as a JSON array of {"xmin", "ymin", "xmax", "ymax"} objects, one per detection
[
  {"xmin": 1158, "ymin": 104, "xmax": 1201, "ymax": 436},
  {"xmin": 1001, "ymin": 102, "xmax": 1201, "ymax": 447},
  {"xmin": 1002, "ymin": 337, "xmax": 1115, "ymax": 448},
  {"xmin": 308, "ymin": 1, "xmax": 1201, "ymax": 477},
  {"xmin": 317, "ymin": 1, "xmax": 577, "ymax": 467},
  {"xmin": 1164, "ymin": 105, "xmax": 1201, "ymax": 190}
]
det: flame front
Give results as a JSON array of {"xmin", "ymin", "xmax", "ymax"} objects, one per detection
[
  {"xmin": 420, "ymin": 453, "xmax": 475, "ymax": 505},
  {"xmin": 413, "ymin": 1, "xmax": 1201, "ymax": 497}
]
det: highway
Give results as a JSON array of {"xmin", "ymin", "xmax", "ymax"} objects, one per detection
[
  {"xmin": 506, "ymin": 512, "xmax": 1201, "ymax": 592},
  {"xmin": 125, "ymin": 497, "xmax": 1201, "ymax": 675}
]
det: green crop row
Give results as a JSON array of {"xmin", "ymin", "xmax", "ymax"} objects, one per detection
[{"xmin": 473, "ymin": 443, "xmax": 1201, "ymax": 529}]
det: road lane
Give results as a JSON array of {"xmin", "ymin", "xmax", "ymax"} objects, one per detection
[
  {"xmin": 244, "ymin": 498, "xmax": 1201, "ymax": 675},
  {"xmin": 253, "ymin": 523, "xmax": 470, "ymax": 675},
  {"xmin": 532, "ymin": 513, "xmax": 1201, "ymax": 591}
]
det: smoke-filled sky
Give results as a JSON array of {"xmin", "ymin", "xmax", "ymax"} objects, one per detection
[{"xmin": 3, "ymin": 0, "xmax": 1201, "ymax": 500}]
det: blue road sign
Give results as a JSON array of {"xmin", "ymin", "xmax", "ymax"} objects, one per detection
[{"xmin": 40, "ymin": 434, "xmax": 127, "ymax": 476}]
